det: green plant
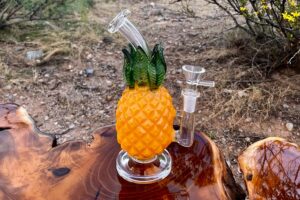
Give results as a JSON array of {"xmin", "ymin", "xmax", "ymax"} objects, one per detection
[
  {"xmin": 0, "ymin": 0, "xmax": 93, "ymax": 29},
  {"xmin": 208, "ymin": 0, "xmax": 300, "ymax": 68}
]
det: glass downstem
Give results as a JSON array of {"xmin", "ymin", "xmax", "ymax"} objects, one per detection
[
  {"xmin": 176, "ymin": 88, "xmax": 199, "ymax": 147},
  {"xmin": 178, "ymin": 111, "xmax": 195, "ymax": 147}
]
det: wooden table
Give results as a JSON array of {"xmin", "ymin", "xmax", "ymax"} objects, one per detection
[{"xmin": 0, "ymin": 103, "xmax": 245, "ymax": 200}]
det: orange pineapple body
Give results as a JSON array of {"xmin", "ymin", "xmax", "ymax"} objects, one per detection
[{"xmin": 116, "ymin": 86, "xmax": 176, "ymax": 160}]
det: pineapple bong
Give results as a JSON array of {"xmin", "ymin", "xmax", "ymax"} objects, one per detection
[{"xmin": 108, "ymin": 9, "xmax": 215, "ymax": 184}]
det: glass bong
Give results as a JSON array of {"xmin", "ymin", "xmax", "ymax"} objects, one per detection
[{"xmin": 108, "ymin": 10, "xmax": 215, "ymax": 184}]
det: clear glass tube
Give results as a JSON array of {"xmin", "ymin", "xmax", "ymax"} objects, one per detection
[
  {"xmin": 176, "ymin": 65, "xmax": 215, "ymax": 148},
  {"xmin": 176, "ymin": 88, "xmax": 199, "ymax": 147},
  {"xmin": 178, "ymin": 111, "xmax": 196, "ymax": 147},
  {"xmin": 108, "ymin": 9, "xmax": 150, "ymax": 55}
]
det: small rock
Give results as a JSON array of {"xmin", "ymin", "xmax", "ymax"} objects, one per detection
[
  {"xmin": 150, "ymin": 9, "xmax": 163, "ymax": 16},
  {"xmin": 65, "ymin": 115, "xmax": 74, "ymax": 120},
  {"xmin": 44, "ymin": 116, "xmax": 49, "ymax": 121},
  {"xmin": 106, "ymin": 95, "xmax": 113, "ymax": 101},
  {"xmin": 38, "ymin": 78, "xmax": 45, "ymax": 83},
  {"xmin": 245, "ymin": 137, "xmax": 251, "ymax": 142},
  {"xmin": 84, "ymin": 68, "xmax": 94, "ymax": 77},
  {"xmin": 44, "ymin": 73, "xmax": 50, "ymax": 78},
  {"xmin": 102, "ymin": 36, "xmax": 113, "ymax": 44},
  {"xmin": 286, "ymin": 123, "xmax": 293, "ymax": 131},
  {"xmin": 238, "ymin": 90, "xmax": 248, "ymax": 97},
  {"xmin": 223, "ymin": 89, "xmax": 233, "ymax": 94},
  {"xmin": 187, "ymin": 32, "xmax": 199, "ymax": 37},
  {"xmin": 26, "ymin": 50, "xmax": 43, "ymax": 60},
  {"xmin": 176, "ymin": 80, "xmax": 183, "ymax": 85},
  {"xmin": 86, "ymin": 54, "xmax": 93, "ymax": 60},
  {"xmin": 221, "ymin": 137, "xmax": 226, "ymax": 144},
  {"xmin": 120, "ymin": 83, "xmax": 126, "ymax": 88},
  {"xmin": 15, "ymin": 46, "xmax": 24, "ymax": 51},
  {"xmin": 68, "ymin": 124, "xmax": 75, "ymax": 129},
  {"xmin": 106, "ymin": 80, "xmax": 113, "ymax": 87},
  {"xmin": 283, "ymin": 104, "xmax": 289, "ymax": 109},
  {"xmin": 245, "ymin": 117, "xmax": 252, "ymax": 123},
  {"xmin": 99, "ymin": 110, "xmax": 105, "ymax": 115}
]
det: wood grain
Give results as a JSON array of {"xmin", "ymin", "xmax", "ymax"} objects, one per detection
[
  {"xmin": 239, "ymin": 137, "xmax": 300, "ymax": 200},
  {"xmin": 0, "ymin": 103, "xmax": 245, "ymax": 200}
]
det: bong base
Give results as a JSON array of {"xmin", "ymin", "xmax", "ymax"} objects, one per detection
[{"xmin": 116, "ymin": 150, "xmax": 172, "ymax": 184}]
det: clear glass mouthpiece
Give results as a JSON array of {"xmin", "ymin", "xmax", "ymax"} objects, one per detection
[{"xmin": 108, "ymin": 9, "xmax": 150, "ymax": 55}]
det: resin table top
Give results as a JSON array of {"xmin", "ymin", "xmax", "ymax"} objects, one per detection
[{"xmin": 0, "ymin": 103, "xmax": 244, "ymax": 200}]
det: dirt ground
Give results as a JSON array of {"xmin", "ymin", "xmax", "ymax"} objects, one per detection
[{"xmin": 0, "ymin": 0, "xmax": 299, "ymax": 193}]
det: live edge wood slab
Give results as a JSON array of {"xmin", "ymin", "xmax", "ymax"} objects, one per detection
[
  {"xmin": 239, "ymin": 137, "xmax": 300, "ymax": 200},
  {"xmin": 0, "ymin": 103, "xmax": 245, "ymax": 200}
]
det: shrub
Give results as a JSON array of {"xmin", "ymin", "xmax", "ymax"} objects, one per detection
[
  {"xmin": 208, "ymin": 0, "xmax": 300, "ymax": 69},
  {"xmin": 0, "ymin": 0, "xmax": 93, "ymax": 29}
]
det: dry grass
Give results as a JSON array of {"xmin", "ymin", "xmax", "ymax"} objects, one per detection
[
  {"xmin": 197, "ymin": 41, "xmax": 297, "ymax": 130},
  {"xmin": 0, "ymin": 22, "xmax": 105, "ymax": 72},
  {"xmin": 206, "ymin": 84, "xmax": 292, "ymax": 127}
]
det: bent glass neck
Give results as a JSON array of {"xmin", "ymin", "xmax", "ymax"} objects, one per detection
[{"xmin": 108, "ymin": 9, "xmax": 150, "ymax": 55}]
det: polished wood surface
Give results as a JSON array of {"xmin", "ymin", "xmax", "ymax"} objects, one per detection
[
  {"xmin": 0, "ymin": 103, "xmax": 244, "ymax": 200},
  {"xmin": 239, "ymin": 137, "xmax": 300, "ymax": 200}
]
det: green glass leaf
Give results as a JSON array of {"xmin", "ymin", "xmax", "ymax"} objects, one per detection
[
  {"xmin": 157, "ymin": 44, "xmax": 167, "ymax": 72},
  {"xmin": 147, "ymin": 62, "xmax": 157, "ymax": 90},
  {"xmin": 122, "ymin": 43, "xmax": 166, "ymax": 89},
  {"xmin": 122, "ymin": 48, "xmax": 134, "ymax": 88},
  {"xmin": 151, "ymin": 44, "xmax": 166, "ymax": 87},
  {"xmin": 151, "ymin": 44, "xmax": 159, "ymax": 60},
  {"xmin": 135, "ymin": 46, "xmax": 150, "ymax": 86},
  {"xmin": 129, "ymin": 43, "xmax": 136, "ymax": 60},
  {"xmin": 156, "ymin": 62, "xmax": 166, "ymax": 86}
]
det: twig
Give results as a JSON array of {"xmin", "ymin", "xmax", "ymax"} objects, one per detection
[
  {"xmin": 170, "ymin": 0, "xmax": 182, "ymax": 4},
  {"xmin": 207, "ymin": 0, "xmax": 253, "ymax": 35},
  {"xmin": 288, "ymin": 48, "xmax": 300, "ymax": 64}
]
